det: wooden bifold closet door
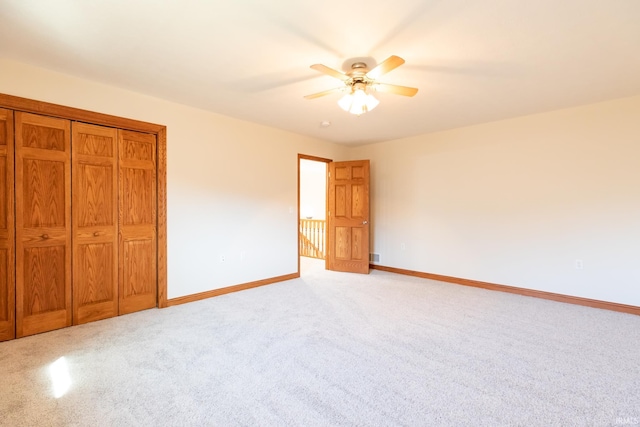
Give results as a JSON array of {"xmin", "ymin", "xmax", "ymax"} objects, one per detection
[
  {"xmin": 72, "ymin": 122, "xmax": 119, "ymax": 324},
  {"xmin": 0, "ymin": 108, "xmax": 15, "ymax": 341},
  {"xmin": 14, "ymin": 118, "xmax": 157, "ymax": 337},
  {"xmin": 15, "ymin": 112, "xmax": 72, "ymax": 337},
  {"xmin": 118, "ymin": 130, "xmax": 157, "ymax": 314},
  {"xmin": 0, "ymin": 94, "xmax": 166, "ymax": 341}
]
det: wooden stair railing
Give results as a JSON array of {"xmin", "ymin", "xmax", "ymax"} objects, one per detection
[
  {"xmin": 300, "ymin": 233, "xmax": 322, "ymax": 259},
  {"xmin": 300, "ymin": 219, "xmax": 326, "ymax": 259}
]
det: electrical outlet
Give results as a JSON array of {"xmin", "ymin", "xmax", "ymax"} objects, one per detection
[
  {"xmin": 401, "ymin": 243, "xmax": 406, "ymax": 251},
  {"xmin": 220, "ymin": 255, "xmax": 226, "ymax": 262},
  {"xmin": 240, "ymin": 251, "xmax": 246, "ymax": 261},
  {"xmin": 575, "ymin": 259, "xmax": 583, "ymax": 270}
]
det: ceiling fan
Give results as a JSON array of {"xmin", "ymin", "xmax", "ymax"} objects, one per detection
[{"xmin": 304, "ymin": 55, "xmax": 418, "ymax": 115}]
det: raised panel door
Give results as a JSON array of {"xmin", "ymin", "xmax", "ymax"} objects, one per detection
[
  {"xmin": 0, "ymin": 108, "xmax": 15, "ymax": 341},
  {"xmin": 328, "ymin": 160, "xmax": 370, "ymax": 274},
  {"xmin": 72, "ymin": 122, "xmax": 119, "ymax": 324},
  {"xmin": 15, "ymin": 112, "xmax": 71, "ymax": 337},
  {"xmin": 118, "ymin": 130, "xmax": 157, "ymax": 314}
]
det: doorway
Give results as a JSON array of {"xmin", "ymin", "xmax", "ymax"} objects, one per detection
[{"xmin": 298, "ymin": 154, "xmax": 331, "ymax": 275}]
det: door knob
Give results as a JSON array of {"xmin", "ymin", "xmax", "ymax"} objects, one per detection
[{"xmin": 362, "ymin": 220, "xmax": 368, "ymax": 225}]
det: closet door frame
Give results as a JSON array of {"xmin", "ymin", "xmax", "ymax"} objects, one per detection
[
  {"xmin": 0, "ymin": 93, "xmax": 168, "ymax": 309},
  {"xmin": 0, "ymin": 108, "xmax": 15, "ymax": 341}
]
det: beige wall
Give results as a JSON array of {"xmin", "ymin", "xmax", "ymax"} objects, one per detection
[
  {"xmin": 0, "ymin": 58, "xmax": 348, "ymax": 299},
  {"xmin": 2, "ymin": 57, "xmax": 638, "ymax": 307},
  {"xmin": 350, "ymin": 95, "xmax": 640, "ymax": 306}
]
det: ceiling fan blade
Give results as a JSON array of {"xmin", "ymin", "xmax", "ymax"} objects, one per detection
[
  {"xmin": 310, "ymin": 64, "xmax": 350, "ymax": 81},
  {"xmin": 366, "ymin": 55, "xmax": 405, "ymax": 80},
  {"xmin": 374, "ymin": 83, "xmax": 418, "ymax": 97},
  {"xmin": 304, "ymin": 87, "xmax": 344, "ymax": 99}
]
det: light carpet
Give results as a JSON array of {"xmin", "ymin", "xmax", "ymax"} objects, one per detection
[{"xmin": 1, "ymin": 258, "xmax": 639, "ymax": 426}]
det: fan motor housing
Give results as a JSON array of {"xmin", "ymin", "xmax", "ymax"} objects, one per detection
[{"xmin": 347, "ymin": 62, "xmax": 369, "ymax": 77}]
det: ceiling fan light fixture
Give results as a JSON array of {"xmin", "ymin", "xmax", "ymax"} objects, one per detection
[
  {"xmin": 338, "ymin": 87, "xmax": 379, "ymax": 115},
  {"xmin": 306, "ymin": 55, "xmax": 416, "ymax": 114}
]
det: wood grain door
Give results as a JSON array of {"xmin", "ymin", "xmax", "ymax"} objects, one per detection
[
  {"xmin": 327, "ymin": 160, "xmax": 370, "ymax": 274},
  {"xmin": 15, "ymin": 112, "xmax": 72, "ymax": 337},
  {"xmin": 72, "ymin": 123, "xmax": 119, "ymax": 324},
  {"xmin": 0, "ymin": 108, "xmax": 15, "ymax": 341},
  {"xmin": 118, "ymin": 130, "xmax": 157, "ymax": 314}
]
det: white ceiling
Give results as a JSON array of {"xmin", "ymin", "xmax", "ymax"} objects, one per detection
[{"xmin": 1, "ymin": 0, "xmax": 640, "ymax": 146}]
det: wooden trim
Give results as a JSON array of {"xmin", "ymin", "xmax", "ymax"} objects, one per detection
[
  {"xmin": 324, "ymin": 161, "xmax": 329, "ymax": 271},
  {"xmin": 371, "ymin": 264, "xmax": 640, "ymax": 316},
  {"xmin": 0, "ymin": 93, "xmax": 163, "ymax": 133},
  {"xmin": 0, "ymin": 93, "xmax": 168, "ymax": 313},
  {"xmin": 297, "ymin": 156, "xmax": 301, "ymax": 273},
  {"xmin": 299, "ymin": 154, "xmax": 333, "ymax": 163},
  {"xmin": 156, "ymin": 127, "xmax": 168, "ymax": 308},
  {"xmin": 0, "ymin": 108, "xmax": 15, "ymax": 341},
  {"xmin": 166, "ymin": 273, "xmax": 300, "ymax": 307}
]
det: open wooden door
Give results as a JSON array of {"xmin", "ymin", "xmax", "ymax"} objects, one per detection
[{"xmin": 327, "ymin": 160, "xmax": 370, "ymax": 274}]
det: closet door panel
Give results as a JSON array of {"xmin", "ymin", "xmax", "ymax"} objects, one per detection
[
  {"xmin": 16, "ymin": 112, "xmax": 71, "ymax": 337},
  {"xmin": 72, "ymin": 123, "xmax": 118, "ymax": 324},
  {"xmin": 0, "ymin": 108, "xmax": 14, "ymax": 341},
  {"xmin": 119, "ymin": 130, "xmax": 156, "ymax": 315}
]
